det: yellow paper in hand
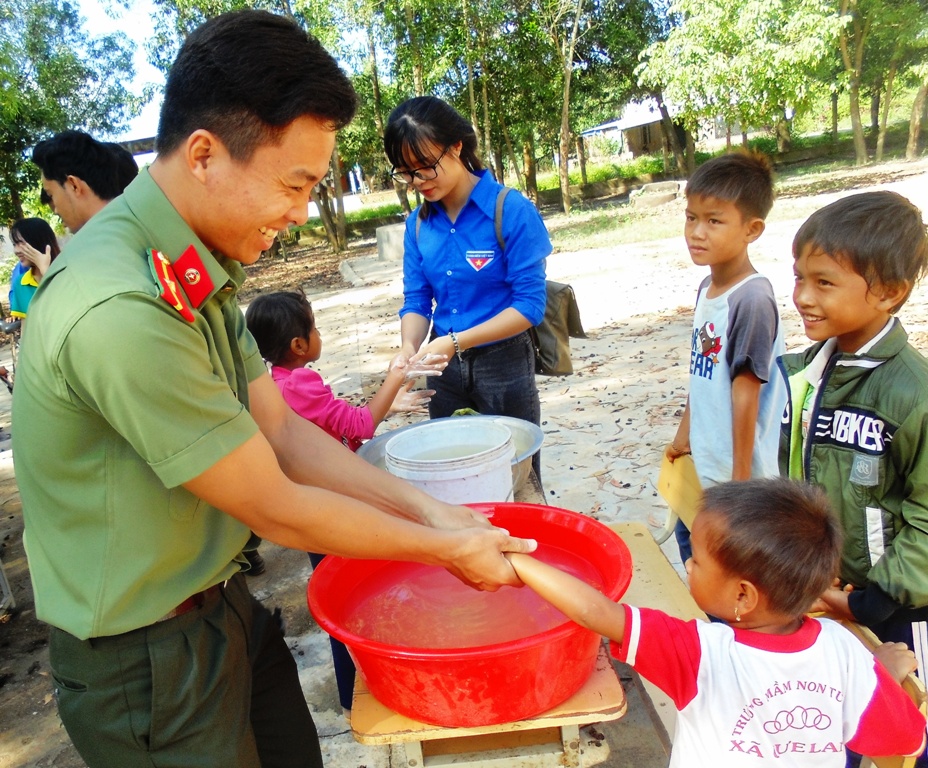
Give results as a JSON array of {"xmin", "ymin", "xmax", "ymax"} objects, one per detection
[{"xmin": 657, "ymin": 454, "xmax": 702, "ymax": 529}]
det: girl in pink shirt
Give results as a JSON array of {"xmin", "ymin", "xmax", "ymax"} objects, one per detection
[{"xmin": 246, "ymin": 290, "xmax": 445, "ymax": 450}]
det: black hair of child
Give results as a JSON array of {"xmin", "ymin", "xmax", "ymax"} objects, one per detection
[
  {"xmin": 699, "ymin": 478, "xmax": 842, "ymax": 617},
  {"xmin": 686, "ymin": 150, "xmax": 775, "ymax": 221},
  {"xmin": 245, "ymin": 290, "xmax": 315, "ymax": 367},
  {"xmin": 792, "ymin": 191, "xmax": 928, "ymax": 313}
]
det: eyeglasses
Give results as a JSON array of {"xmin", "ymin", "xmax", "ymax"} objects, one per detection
[{"xmin": 391, "ymin": 148, "xmax": 448, "ymax": 184}]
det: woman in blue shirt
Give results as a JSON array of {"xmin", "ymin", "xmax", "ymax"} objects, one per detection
[{"xmin": 384, "ymin": 96, "xmax": 551, "ymax": 478}]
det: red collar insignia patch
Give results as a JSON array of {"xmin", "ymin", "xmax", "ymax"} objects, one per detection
[
  {"xmin": 174, "ymin": 245, "xmax": 214, "ymax": 306},
  {"xmin": 465, "ymin": 251, "xmax": 495, "ymax": 271},
  {"xmin": 148, "ymin": 249, "xmax": 195, "ymax": 322}
]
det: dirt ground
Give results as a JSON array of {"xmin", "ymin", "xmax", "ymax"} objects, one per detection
[{"xmin": 2, "ymin": 156, "xmax": 928, "ymax": 767}]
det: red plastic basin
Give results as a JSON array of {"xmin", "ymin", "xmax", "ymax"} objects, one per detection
[{"xmin": 307, "ymin": 502, "xmax": 633, "ymax": 727}]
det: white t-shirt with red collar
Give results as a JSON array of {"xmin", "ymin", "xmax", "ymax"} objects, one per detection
[{"xmin": 611, "ymin": 606, "xmax": 925, "ymax": 766}]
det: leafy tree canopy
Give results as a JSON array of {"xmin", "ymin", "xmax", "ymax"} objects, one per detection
[{"xmin": 0, "ymin": 0, "xmax": 143, "ymax": 223}]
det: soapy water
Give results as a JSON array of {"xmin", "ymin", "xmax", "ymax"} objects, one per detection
[
  {"xmin": 404, "ymin": 444, "xmax": 498, "ymax": 461},
  {"xmin": 343, "ymin": 543, "xmax": 602, "ymax": 649}
]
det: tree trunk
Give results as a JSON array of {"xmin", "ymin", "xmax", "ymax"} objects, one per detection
[
  {"xmin": 311, "ymin": 186, "xmax": 339, "ymax": 252},
  {"xmin": 775, "ymin": 114, "xmax": 791, "ymax": 153},
  {"xmin": 493, "ymin": 145, "xmax": 505, "ymax": 182},
  {"xmin": 655, "ymin": 91, "xmax": 686, "ymax": 175},
  {"xmin": 480, "ymin": 65, "xmax": 495, "ymax": 176},
  {"xmin": 461, "ymin": 0, "xmax": 481, "ymax": 150},
  {"xmin": 576, "ymin": 136, "xmax": 587, "ymax": 186},
  {"xmin": 393, "ymin": 180, "xmax": 412, "ymax": 215},
  {"xmin": 685, "ymin": 130, "xmax": 696, "ymax": 175},
  {"xmin": 875, "ymin": 59, "xmax": 898, "ymax": 163},
  {"xmin": 555, "ymin": 0, "xmax": 584, "ymax": 215},
  {"xmin": 838, "ymin": 0, "xmax": 870, "ymax": 166},
  {"xmin": 366, "ymin": 22, "xmax": 385, "ymax": 139},
  {"xmin": 848, "ymin": 81, "xmax": 868, "ymax": 165},
  {"xmin": 906, "ymin": 79, "xmax": 928, "ymax": 161},
  {"xmin": 741, "ymin": 130, "xmax": 748, "ymax": 147},
  {"xmin": 831, "ymin": 89, "xmax": 839, "ymax": 145},
  {"xmin": 522, "ymin": 136, "xmax": 539, "ymax": 206},
  {"xmin": 7, "ymin": 179, "xmax": 23, "ymax": 221},
  {"xmin": 870, "ymin": 82, "xmax": 881, "ymax": 134},
  {"xmin": 405, "ymin": 2, "xmax": 425, "ymax": 95},
  {"xmin": 332, "ymin": 146, "xmax": 347, "ymax": 250},
  {"xmin": 726, "ymin": 123, "xmax": 732, "ymax": 150},
  {"xmin": 493, "ymin": 90, "xmax": 523, "ymax": 189}
]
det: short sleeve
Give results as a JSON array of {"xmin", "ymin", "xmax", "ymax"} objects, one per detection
[
  {"xmin": 725, "ymin": 277, "xmax": 779, "ymax": 383},
  {"xmin": 58, "ymin": 292, "xmax": 260, "ymax": 488},
  {"xmin": 610, "ymin": 605, "xmax": 702, "ymax": 709},
  {"xmin": 846, "ymin": 659, "xmax": 926, "ymax": 757}
]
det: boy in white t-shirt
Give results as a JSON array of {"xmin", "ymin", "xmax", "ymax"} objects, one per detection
[
  {"xmin": 667, "ymin": 151, "xmax": 786, "ymax": 561},
  {"xmin": 509, "ymin": 478, "xmax": 926, "ymax": 767}
]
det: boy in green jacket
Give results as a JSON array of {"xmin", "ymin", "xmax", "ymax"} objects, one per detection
[{"xmin": 780, "ymin": 191, "xmax": 928, "ymax": 680}]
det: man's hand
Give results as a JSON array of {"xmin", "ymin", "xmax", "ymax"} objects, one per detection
[
  {"xmin": 441, "ymin": 527, "xmax": 537, "ymax": 591},
  {"xmin": 420, "ymin": 501, "xmax": 495, "ymax": 531}
]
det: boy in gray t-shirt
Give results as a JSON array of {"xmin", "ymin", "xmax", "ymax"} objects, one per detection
[{"xmin": 666, "ymin": 151, "xmax": 786, "ymax": 562}]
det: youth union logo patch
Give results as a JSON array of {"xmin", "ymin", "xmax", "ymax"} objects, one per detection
[{"xmin": 466, "ymin": 251, "xmax": 495, "ymax": 271}]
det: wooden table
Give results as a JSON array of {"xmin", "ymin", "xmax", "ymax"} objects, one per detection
[{"xmin": 349, "ymin": 643, "xmax": 626, "ymax": 768}]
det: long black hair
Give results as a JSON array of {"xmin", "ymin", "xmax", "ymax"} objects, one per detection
[
  {"xmin": 384, "ymin": 96, "xmax": 482, "ymax": 218},
  {"xmin": 10, "ymin": 218, "xmax": 61, "ymax": 263}
]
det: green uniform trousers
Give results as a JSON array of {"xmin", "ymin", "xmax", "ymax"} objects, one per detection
[{"xmin": 49, "ymin": 574, "xmax": 322, "ymax": 768}]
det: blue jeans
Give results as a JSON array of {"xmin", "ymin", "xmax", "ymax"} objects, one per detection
[
  {"xmin": 428, "ymin": 331, "xmax": 542, "ymax": 481},
  {"xmin": 675, "ymin": 518, "xmax": 693, "ymax": 564},
  {"xmin": 308, "ymin": 553, "xmax": 356, "ymax": 712}
]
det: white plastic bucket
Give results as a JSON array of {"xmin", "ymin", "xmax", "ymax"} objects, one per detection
[{"xmin": 384, "ymin": 421, "xmax": 515, "ymax": 505}]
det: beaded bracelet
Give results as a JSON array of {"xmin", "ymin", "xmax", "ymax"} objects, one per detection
[{"xmin": 449, "ymin": 330, "xmax": 462, "ymax": 358}]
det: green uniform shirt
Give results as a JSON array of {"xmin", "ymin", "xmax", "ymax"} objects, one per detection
[{"xmin": 12, "ymin": 169, "xmax": 266, "ymax": 639}]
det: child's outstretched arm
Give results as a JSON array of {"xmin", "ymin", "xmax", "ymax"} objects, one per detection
[
  {"xmin": 367, "ymin": 354, "xmax": 448, "ymax": 427},
  {"xmin": 506, "ymin": 553, "xmax": 627, "ymax": 644}
]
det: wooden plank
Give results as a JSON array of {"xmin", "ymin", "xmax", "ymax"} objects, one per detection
[
  {"xmin": 423, "ymin": 727, "xmax": 561, "ymax": 757},
  {"xmin": 608, "ymin": 522, "xmax": 707, "ymax": 750},
  {"xmin": 350, "ymin": 643, "xmax": 625, "ymax": 746}
]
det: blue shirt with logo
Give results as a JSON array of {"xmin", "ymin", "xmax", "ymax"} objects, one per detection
[{"xmin": 399, "ymin": 170, "xmax": 549, "ymax": 341}]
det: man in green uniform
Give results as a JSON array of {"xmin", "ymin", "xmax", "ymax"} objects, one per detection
[{"xmin": 12, "ymin": 11, "xmax": 535, "ymax": 768}]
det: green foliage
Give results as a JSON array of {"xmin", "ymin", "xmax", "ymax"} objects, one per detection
[
  {"xmin": 535, "ymin": 154, "xmax": 667, "ymax": 190},
  {"xmin": 0, "ymin": 256, "xmax": 14, "ymax": 291},
  {"xmin": 300, "ymin": 203, "xmax": 403, "ymax": 229},
  {"xmin": 638, "ymin": 0, "xmax": 842, "ymax": 138},
  {"xmin": 0, "ymin": 0, "xmax": 143, "ymax": 223}
]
